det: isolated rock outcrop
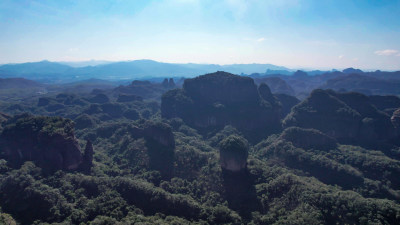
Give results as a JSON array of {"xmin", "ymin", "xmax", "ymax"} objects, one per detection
[
  {"xmin": 219, "ymin": 135, "xmax": 248, "ymax": 172},
  {"xmin": 253, "ymin": 77, "xmax": 295, "ymax": 96},
  {"xmin": 162, "ymin": 71, "xmax": 281, "ymax": 141},
  {"xmin": 129, "ymin": 121, "xmax": 175, "ymax": 177},
  {"xmin": 162, "ymin": 78, "xmax": 176, "ymax": 88},
  {"xmin": 0, "ymin": 114, "xmax": 84, "ymax": 172},
  {"xmin": 80, "ymin": 139, "xmax": 94, "ymax": 173}
]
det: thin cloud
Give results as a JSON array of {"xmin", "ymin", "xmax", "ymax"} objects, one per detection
[
  {"xmin": 338, "ymin": 55, "xmax": 344, "ymax": 59},
  {"xmin": 242, "ymin": 37, "xmax": 266, "ymax": 42},
  {"xmin": 374, "ymin": 49, "xmax": 399, "ymax": 56},
  {"xmin": 257, "ymin": 37, "xmax": 265, "ymax": 42}
]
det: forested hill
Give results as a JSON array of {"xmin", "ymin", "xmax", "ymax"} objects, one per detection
[{"xmin": 0, "ymin": 71, "xmax": 400, "ymax": 224}]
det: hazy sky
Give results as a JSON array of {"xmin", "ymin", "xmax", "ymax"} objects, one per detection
[{"xmin": 1, "ymin": 0, "xmax": 399, "ymax": 70}]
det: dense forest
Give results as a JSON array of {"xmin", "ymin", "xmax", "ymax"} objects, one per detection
[{"xmin": 1, "ymin": 71, "xmax": 400, "ymax": 224}]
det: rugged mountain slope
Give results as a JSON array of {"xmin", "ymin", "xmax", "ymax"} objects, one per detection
[
  {"xmin": 0, "ymin": 114, "xmax": 84, "ymax": 172},
  {"xmin": 0, "ymin": 78, "xmax": 44, "ymax": 89},
  {"xmin": 0, "ymin": 72, "xmax": 400, "ymax": 224},
  {"xmin": 162, "ymin": 71, "xmax": 282, "ymax": 141},
  {"xmin": 321, "ymin": 73, "xmax": 400, "ymax": 95},
  {"xmin": 283, "ymin": 89, "xmax": 396, "ymax": 145}
]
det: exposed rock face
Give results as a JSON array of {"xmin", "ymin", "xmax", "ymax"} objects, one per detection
[
  {"xmin": 0, "ymin": 114, "xmax": 83, "ymax": 172},
  {"xmin": 275, "ymin": 94, "xmax": 300, "ymax": 117},
  {"xmin": 283, "ymin": 89, "xmax": 361, "ymax": 140},
  {"xmin": 183, "ymin": 72, "xmax": 260, "ymax": 105},
  {"xmin": 283, "ymin": 89, "xmax": 396, "ymax": 144},
  {"xmin": 369, "ymin": 95, "xmax": 400, "ymax": 115},
  {"xmin": 253, "ymin": 77, "xmax": 295, "ymax": 96},
  {"xmin": 143, "ymin": 122, "xmax": 175, "ymax": 148},
  {"xmin": 280, "ymin": 127, "xmax": 337, "ymax": 150},
  {"xmin": 168, "ymin": 78, "xmax": 176, "ymax": 88},
  {"xmin": 129, "ymin": 121, "xmax": 175, "ymax": 177},
  {"xmin": 80, "ymin": 139, "xmax": 94, "ymax": 173},
  {"xmin": 392, "ymin": 109, "xmax": 400, "ymax": 128},
  {"xmin": 219, "ymin": 135, "xmax": 248, "ymax": 172},
  {"xmin": 162, "ymin": 78, "xmax": 175, "ymax": 88},
  {"xmin": 258, "ymin": 83, "xmax": 277, "ymax": 105},
  {"xmin": 162, "ymin": 72, "xmax": 281, "ymax": 141},
  {"xmin": 334, "ymin": 92, "xmax": 395, "ymax": 142},
  {"xmin": 162, "ymin": 78, "xmax": 169, "ymax": 87}
]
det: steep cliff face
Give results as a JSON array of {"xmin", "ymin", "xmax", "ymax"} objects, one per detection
[
  {"xmin": 258, "ymin": 83, "xmax": 278, "ymax": 105},
  {"xmin": 392, "ymin": 109, "xmax": 400, "ymax": 128},
  {"xmin": 333, "ymin": 92, "xmax": 395, "ymax": 142},
  {"xmin": 0, "ymin": 114, "xmax": 84, "ymax": 172},
  {"xmin": 219, "ymin": 135, "xmax": 248, "ymax": 172},
  {"xmin": 128, "ymin": 121, "xmax": 175, "ymax": 177},
  {"xmin": 283, "ymin": 89, "xmax": 361, "ymax": 141},
  {"xmin": 283, "ymin": 89, "xmax": 396, "ymax": 145},
  {"xmin": 369, "ymin": 95, "xmax": 400, "ymax": 114},
  {"xmin": 253, "ymin": 77, "xmax": 295, "ymax": 96},
  {"xmin": 183, "ymin": 72, "xmax": 260, "ymax": 105},
  {"xmin": 80, "ymin": 139, "xmax": 94, "ymax": 173},
  {"xmin": 162, "ymin": 72, "xmax": 281, "ymax": 141},
  {"xmin": 280, "ymin": 127, "xmax": 337, "ymax": 150},
  {"xmin": 275, "ymin": 94, "xmax": 300, "ymax": 117},
  {"xmin": 392, "ymin": 109, "xmax": 400, "ymax": 137}
]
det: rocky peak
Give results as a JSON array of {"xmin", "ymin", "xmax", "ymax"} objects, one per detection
[
  {"xmin": 162, "ymin": 72, "xmax": 282, "ymax": 142},
  {"xmin": 258, "ymin": 83, "xmax": 276, "ymax": 105},
  {"xmin": 292, "ymin": 70, "xmax": 308, "ymax": 78},
  {"xmin": 183, "ymin": 71, "xmax": 259, "ymax": 105},
  {"xmin": 168, "ymin": 78, "xmax": 175, "ymax": 88}
]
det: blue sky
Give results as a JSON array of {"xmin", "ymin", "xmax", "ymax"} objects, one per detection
[{"xmin": 0, "ymin": 0, "xmax": 399, "ymax": 70}]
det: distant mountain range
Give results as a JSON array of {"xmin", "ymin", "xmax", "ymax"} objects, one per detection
[{"xmin": 0, "ymin": 60, "xmax": 288, "ymax": 82}]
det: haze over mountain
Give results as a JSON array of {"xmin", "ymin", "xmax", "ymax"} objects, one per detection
[
  {"xmin": 1, "ymin": 1, "xmax": 400, "ymax": 224},
  {"xmin": 0, "ymin": 60, "xmax": 288, "ymax": 82}
]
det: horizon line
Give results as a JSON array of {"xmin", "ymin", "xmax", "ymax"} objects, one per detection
[{"xmin": 1, "ymin": 59, "xmax": 396, "ymax": 72}]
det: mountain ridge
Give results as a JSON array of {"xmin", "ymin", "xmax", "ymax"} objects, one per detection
[{"xmin": 0, "ymin": 60, "xmax": 288, "ymax": 82}]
